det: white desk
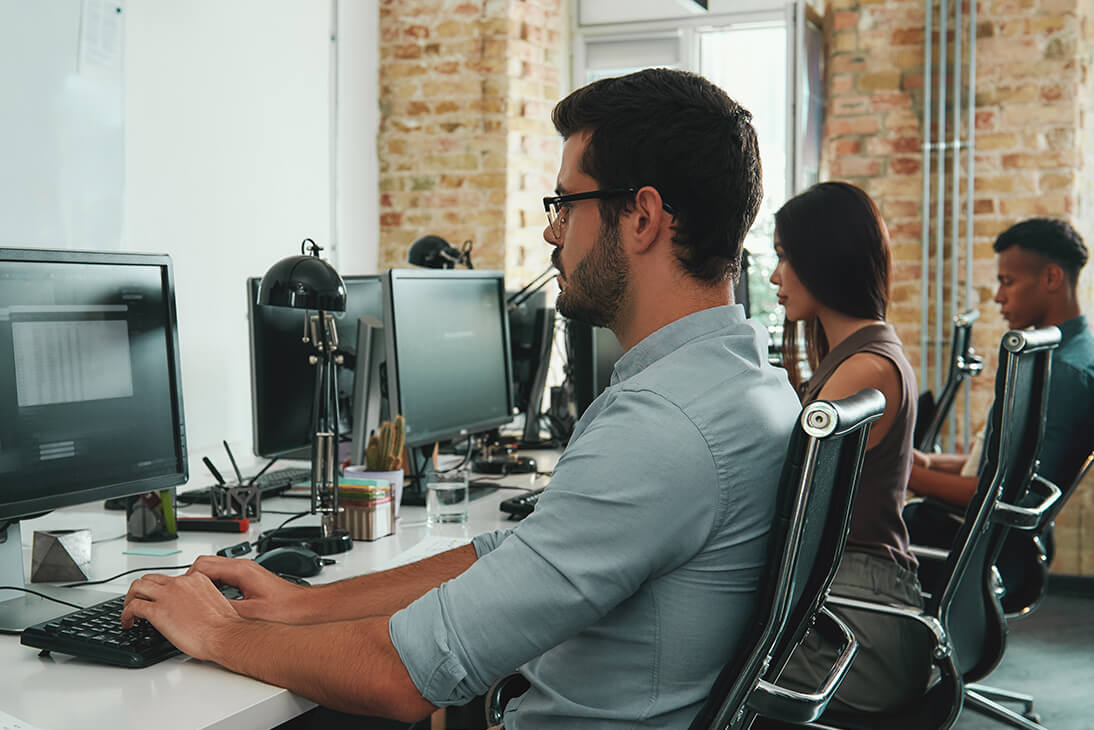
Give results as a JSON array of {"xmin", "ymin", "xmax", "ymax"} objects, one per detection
[{"xmin": 0, "ymin": 460, "xmax": 551, "ymax": 730}]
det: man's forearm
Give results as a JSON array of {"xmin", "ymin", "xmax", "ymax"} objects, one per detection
[
  {"xmin": 214, "ymin": 615, "xmax": 436, "ymax": 721},
  {"xmin": 907, "ymin": 465, "xmax": 977, "ymax": 507},
  {"xmin": 295, "ymin": 544, "xmax": 478, "ymax": 623}
]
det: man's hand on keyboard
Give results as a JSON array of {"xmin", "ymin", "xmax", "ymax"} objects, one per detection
[
  {"xmin": 186, "ymin": 555, "xmax": 312, "ymax": 623},
  {"xmin": 120, "ymin": 572, "xmax": 243, "ymax": 662}
]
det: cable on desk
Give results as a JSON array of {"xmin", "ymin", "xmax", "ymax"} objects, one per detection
[
  {"xmin": 0, "ymin": 585, "xmax": 83, "ymax": 610},
  {"xmin": 62, "ymin": 563, "xmax": 194, "ymax": 588},
  {"xmin": 275, "ymin": 511, "xmax": 310, "ymax": 531}
]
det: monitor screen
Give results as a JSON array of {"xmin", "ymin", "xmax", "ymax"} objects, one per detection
[
  {"xmin": 247, "ymin": 275, "xmax": 383, "ymax": 459},
  {"xmin": 383, "ymin": 269, "xmax": 514, "ymax": 448},
  {"xmin": 0, "ymin": 248, "xmax": 187, "ymax": 521}
]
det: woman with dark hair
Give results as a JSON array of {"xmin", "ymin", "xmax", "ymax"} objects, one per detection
[{"xmin": 769, "ymin": 181, "xmax": 931, "ymax": 713}]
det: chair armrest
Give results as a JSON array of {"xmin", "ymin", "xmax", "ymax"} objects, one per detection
[
  {"xmin": 909, "ymin": 544, "xmax": 950, "ymax": 562},
  {"xmin": 486, "ymin": 673, "xmax": 530, "ymax": 726},
  {"xmin": 991, "ymin": 474, "xmax": 1061, "ymax": 530},
  {"xmin": 746, "ymin": 607, "xmax": 858, "ymax": 724},
  {"xmin": 825, "ymin": 595, "xmax": 950, "ymax": 658}
]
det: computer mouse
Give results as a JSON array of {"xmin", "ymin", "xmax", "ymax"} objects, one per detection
[{"xmin": 253, "ymin": 546, "xmax": 324, "ymax": 578}]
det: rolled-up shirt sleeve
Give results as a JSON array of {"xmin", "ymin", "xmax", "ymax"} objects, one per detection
[{"xmin": 389, "ymin": 388, "xmax": 721, "ymax": 706}]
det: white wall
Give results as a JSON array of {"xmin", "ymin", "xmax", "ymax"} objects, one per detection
[
  {"xmin": 335, "ymin": 0, "xmax": 380, "ymax": 277},
  {"xmin": 125, "ymin": 0, "xmax": 379, "ymax": 465}
]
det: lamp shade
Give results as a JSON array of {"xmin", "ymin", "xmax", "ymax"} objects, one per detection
[
  {"xmin": 257, "ymin": 253, "xmax": 346, "ymax": 312},
  {"xmin": 408, "ymin": 235, "xmax": 463, "ymax": 269}
]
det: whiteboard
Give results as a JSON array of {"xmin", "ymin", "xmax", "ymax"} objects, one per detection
[{"xmin": 0, "ymin": 0, "xmax": 124, "ymax": 249}]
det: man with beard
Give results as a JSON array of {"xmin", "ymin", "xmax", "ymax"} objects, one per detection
[{"xmin": 121, "ymin": 68, "xmax": 801, "ymax": 728}]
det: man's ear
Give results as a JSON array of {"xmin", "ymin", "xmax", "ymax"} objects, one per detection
[
  {"xmin": 1042, "ymin": 262, "xmax": 1065, "ymax": 293},
  {"xmin": 625, "ymin": 186, "xmax": 670, "ymax": 254}
]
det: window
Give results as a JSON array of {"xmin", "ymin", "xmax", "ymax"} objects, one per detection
[{"xmin": 575, "ymin": 1, "xmax": 823, "ymax": 330}]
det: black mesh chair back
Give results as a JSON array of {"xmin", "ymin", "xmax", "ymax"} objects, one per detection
[
  {"xmin": 916, "ymin": 309, "xmax": 984, "ymax": 451},
  {"xmin": 689, "ymin": 389, "xmax": 885, "ymax": 730},
  {"xmin": 931, "ymin": 326, "xmax": 1059, "ymax": 683}
]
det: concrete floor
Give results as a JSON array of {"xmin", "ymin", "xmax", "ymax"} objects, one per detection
[{"xmin": 953, "ymin": 592, "xmax": 1094, "ymax": 730}]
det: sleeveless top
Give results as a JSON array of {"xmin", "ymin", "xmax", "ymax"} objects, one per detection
[{"xmin": 802, "ymin": 323, "xmax": 918, "ymax": 572}]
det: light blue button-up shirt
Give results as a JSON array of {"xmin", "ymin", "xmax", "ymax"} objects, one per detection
[{"xmin": 390, "ymin": 305, "xmax": 800, "ymax": 728}]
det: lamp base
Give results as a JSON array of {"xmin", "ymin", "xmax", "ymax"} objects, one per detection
[{"xmin": 256, "ymin": 526, "xmax": 353, "ymax": 556}]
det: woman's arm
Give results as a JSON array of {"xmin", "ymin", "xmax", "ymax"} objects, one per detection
[{"xmin": 816, "ymin": 352, "xmax": 902, "ymax": 450}]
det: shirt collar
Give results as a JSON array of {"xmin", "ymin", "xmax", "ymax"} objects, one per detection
[
  {"xmin": 1057, "ymin": 314, "xmax": 1089, "ymax": 343},
  {"xmin": 611, "ymin": 305, "xmax": 746, "ymax": 385}
]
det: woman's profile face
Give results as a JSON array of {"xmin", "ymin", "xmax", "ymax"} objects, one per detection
[{"xmin": 769, "ymin": 231, "xmax": 821, "ymax": 322}]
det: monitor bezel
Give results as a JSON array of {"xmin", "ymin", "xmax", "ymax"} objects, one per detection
[
  {"xmin": 382, "ymin": 268, "xmax": 515, "ymax": 449},
  {"xmin": 0, "ymin": 246, "xmax": 188, "ymax": 521}
]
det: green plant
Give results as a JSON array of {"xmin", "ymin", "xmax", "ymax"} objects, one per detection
[{"xmin": 365, "ymin": 414, "xmax": 405, "ymax": 472}]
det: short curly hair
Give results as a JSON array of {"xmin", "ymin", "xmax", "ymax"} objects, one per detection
[{"xmin": 993, "ymin": 218, "xmax": 1088, "ymax": 286}]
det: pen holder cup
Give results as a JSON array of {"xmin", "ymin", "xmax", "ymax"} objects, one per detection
[
  {"xmin": 334, "ymin": 479, "xmax": 395, "ymax": 541},
  {"xmin": 343, "ymin": 467, "xmax": 404, "ymax": 519},
  {"xmin": 126, "ymin": 489, "xmax": 178, "ymax": 542}
]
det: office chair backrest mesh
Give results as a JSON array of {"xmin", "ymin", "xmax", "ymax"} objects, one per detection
[
  {"xmin": 917, "ymin": 309, "xmax": 981, "ymax": 451},
  {"xmin": 932, "ymin": 326, "xmax": 1058, "ymax": 681},
  {"xmin": 689, "ymin": 388, "xmax": 884, "ymax": 730}
]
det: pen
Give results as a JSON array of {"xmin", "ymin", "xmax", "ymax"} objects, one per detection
[
  {"xmin": 202, "ymin": 456, "xmax": 227, "ymax": 485},
  {"xmin": 223, "ymin": 440, "xmax": 245, "ymax": 485},
  {"xmin": 247, "ymin": 457, "xmax": 279, "ymax": 487}
]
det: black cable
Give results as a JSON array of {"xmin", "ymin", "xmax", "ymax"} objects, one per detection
[
  {"xmin": 435, "ymin": 438, "xmax": 474, "ymax": 474},
  {"xmin": 275, "ymin": 511, "xmax": 310, "ymax": 530},
  {"xmin": 62, "ymin": 563, "xmax": 194, "ymax": 588},
  {"xmin": 0, "ymin": 585, "xmax": 83, "ymax": 610}
]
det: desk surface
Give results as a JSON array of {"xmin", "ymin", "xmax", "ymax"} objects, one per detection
[{"xmin": 0, "ymin": 458, "xmax": 551, "ymax": 730}]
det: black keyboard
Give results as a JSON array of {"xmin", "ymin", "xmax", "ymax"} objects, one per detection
[
  {"xmin": 179, "ymin": 467, "xmax": 312, "ymax": 504},
  {"xmin": 499, "ymin": 487, "xmax": 545, "ymax": 518},
  {"xmin": 21, "ymin": 585, "xmax": 243, "ymax": 668}
]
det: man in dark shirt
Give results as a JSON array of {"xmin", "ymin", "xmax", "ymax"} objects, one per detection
[{"xmin": 909, "ymin": 218, "xmax": 1093, "ymax": 505}]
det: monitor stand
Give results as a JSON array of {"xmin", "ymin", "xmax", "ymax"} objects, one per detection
[{"xmin": 0, "ymin": 522, "xmax": 119, "ymax": 634}]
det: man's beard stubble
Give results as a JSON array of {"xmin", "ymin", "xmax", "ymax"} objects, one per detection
[{"xmin": 554, "ymin": 219, "xmax": 629, "ymax": 330}]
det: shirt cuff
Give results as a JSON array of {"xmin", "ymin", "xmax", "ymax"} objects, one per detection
[{"xmin": 389, "ymin": 588, "xmax": 492, "ymax": 707}]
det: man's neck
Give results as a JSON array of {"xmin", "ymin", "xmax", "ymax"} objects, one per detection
[
  {"xmin": 1039, "ymin": 297, "xmax": 1082, "ymax": 329},
  {"xmin": 614, "ymin": 279, "xmax": 731, "ymax": 352}
]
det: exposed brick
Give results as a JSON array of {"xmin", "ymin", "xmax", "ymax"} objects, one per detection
[
  {"xmin": 859, "ymin": 71, "xmax": 902, "ymax": 91},
  {"xmin": 828, "ymin": 116, "xmax": 882, "ymax": 136},
  {"xmin": 891, "ymin": 157, "xmax": 921, "ymax": 176},
  {"xmin": 833, "ymin": 10, "xmax": 859, "ymax": 31}
]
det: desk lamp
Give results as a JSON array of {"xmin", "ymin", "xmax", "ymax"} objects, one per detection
[
  {"xmin": 407, "ymin": 234, "xmax": 473, "ymax": 269},
  {"xmin": 255, "ymin": 238, "xmax": 352, "ymax": 555}
]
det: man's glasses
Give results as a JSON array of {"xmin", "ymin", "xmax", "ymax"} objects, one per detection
[{"xmin": 543, "ymin": 187, "xmax": 674, "ymax": 239}]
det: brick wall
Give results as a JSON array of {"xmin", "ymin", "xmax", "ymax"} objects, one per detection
[
  {"xmin": 377, "ymin": 0, "xmax": 564, "ymax": 283},
  {"xmin": 824, "ymin": 0, "xmax": 1093, "ymax": 574}
]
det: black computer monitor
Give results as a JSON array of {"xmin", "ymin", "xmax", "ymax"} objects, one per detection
[
  {"xmin": 507, "ymin": 289, "xmax": 555, "ymax": 443},
  {"xmin": 0, "ymin": 247, "xmax": 187, "ymax": 629},
  {"xmin": 247, "ymin": 275, "xmax": 383, "ymax": 460},
  {"xmin": 566, "ymin": 319, "xmax": 624, "ymax": 419},
  {"xmin": 381, "ymin": 268, "xmax": 515, "ymax": 450}
]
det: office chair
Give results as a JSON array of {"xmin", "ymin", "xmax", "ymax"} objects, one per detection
[
  {"xmin": 485, "ymin": 390, "xmax": 886, "ymax": 728},
  {"xmin": 992, "ymin": 446, "xmax": 1093, "ymax": 619},
  {"xmin": 690, "ymin": 389, "xmax": 884, "ymax": 730},
  {"xmin": 790, "ymin": 326, "xmax": 1062, "ymax": 730},
  {"xmin": 916, "ymin": 308, "xmax": 984, "ymax": 452}
]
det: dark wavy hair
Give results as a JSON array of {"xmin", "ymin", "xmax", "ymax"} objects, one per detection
[
  {"xmin": 993, "ymin": 217, "xmax": 1088, "ymax": 286},
  {"xmin": 551, "ymin": 68, "xmax": 762, "ymax": 284},
  {"xmin": 774, "ymin": 182, "xmax": 892, "ymax": 389}
]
